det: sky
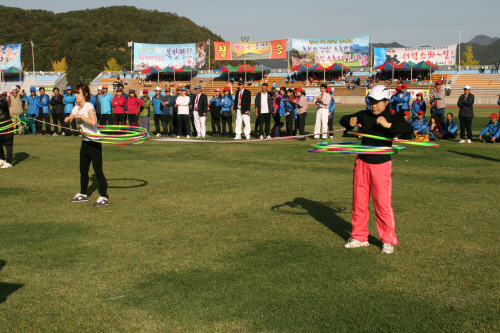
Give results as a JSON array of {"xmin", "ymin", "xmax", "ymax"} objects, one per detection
[{"xmin": 2, "ymin": 0, "xmax": 499, "ymax": 47}]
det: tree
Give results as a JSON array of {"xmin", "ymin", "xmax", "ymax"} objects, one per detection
[
  {"xmin": 52, "ymin": 57, "xmax": 68, "ymax": 72},
  {"xmin": 104, "ymin": 58, "xmax": 123, "ymax": 71},
  {"xmin": 460, "ymin": 45, "xmax": 480, "ymax": 66}
]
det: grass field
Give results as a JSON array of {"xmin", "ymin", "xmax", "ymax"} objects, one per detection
[{"xmin": 1, "ymin": 106, "xmax": 500, "ymax": 332}]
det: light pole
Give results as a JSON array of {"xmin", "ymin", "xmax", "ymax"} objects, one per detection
[
  {"xmin": 239, "ymin": 36, "xmax": 249, "ymax": 83},
  {"xmin": 458, "ymin": 30, "xmax": 461, "ymax": 72}
]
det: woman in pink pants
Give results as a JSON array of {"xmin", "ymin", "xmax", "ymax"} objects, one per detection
[{"xmin": 339, "ymin": 85, "xmax": 413, "ymax": 254}]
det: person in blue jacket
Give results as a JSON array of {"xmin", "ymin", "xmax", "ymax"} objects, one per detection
[
  {"xmin": 411, "ymin": 93, "xmax": 426, "ymax": 119},
  {"xmin": 151, "ymin": 87, "xmax": 164, "ymax": 137},
  {"xmin": 497, "ymin": 97, "xmax": 500, "ymax": 107},
  {"xmin": 26, "ymin": 87, "xmax": 38, "ymax": 120},
  {"xmin": 35, "ymin": 87, "xmax": 51, "ymax": 135},
  {"xmin": 389, "ymin": 86, "xmax": 402, "ymax": 114},
  {"xmin": 478, "ymin": 112, "xmax": 500, "ymax": 143},
  {"xmin": 280, "ymin": 88, "xmax": 295, "ymax": 136},
  {"xmin": 394, "ymin": 84, "xmax": 411, "ymax": 117},
  {"xmin": 327, "ymin": 87, "xmax": 336, "ymax": 138},
  {"xmin": 99, "ymin": 85, "xmax": 113, "ymax": 126},
  {"xmin": 63, "ymin": 86, "xmax": 78, "ymax": 136},
  {"xmin": 218, "ymin": 86, "xmax": 233, "ymax": 137},
  {"xmin": 412, "ymin": 110, "xmax": 434, "ymax": 139},
  {"xmin": 365, "ymin": 95, "xmax": 370, "ymax": 111},
  {"xmin": 443, "ymin": 113, "xmax": 458, "ymax": 140},
  {"xmin": 160, "ymin": 88, "xmax": 176, "ymax": 137}
]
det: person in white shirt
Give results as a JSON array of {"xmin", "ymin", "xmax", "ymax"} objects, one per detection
[
  {"xmin": 313, "ymin": 84, "xmax": 332, "ymax": 139},
  {"xmin": 193, "ymin": 86, "xmax": 208, "ymax": 138},
  {"xmin": 233, "ymin": 82, "xmax": 252, "ymax": 140},
  {"xmin": 255, "ymin": 83, "xmax": 273, "ymax": 139},
  {"xmin": 175, "ymin": 87, "xmax": 192, "ymax": 138},
  {"xmin": 65, "ymin": 84, "xmax": 108, "ymax": 207}
]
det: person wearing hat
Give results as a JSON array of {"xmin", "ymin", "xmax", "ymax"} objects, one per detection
[
  {"xmin": 443, "ymin": 113, "xmax": 458, "ymax": 140},
  {"xmin": 412, "ymin": 110, "xmax": 431, "ymax": 138},
  {"xmin": 393, "ymin": 84, "xmax": 411, "ymax": 117},
  {"xmin": 35, "ymin": 87, "xmax": 51, "ymax": 136},
  {"xmin": 389, "ymin": 86, "xmax": 402, "ymax": 114},
  {"xmin": 125, "ymin": 89, "xmax": 144, "ymax": 128},
  {"xmin": 294, "ymin": 87, "xmax": 308, "ymax": 141},
  {"xmin": 0, "ymin": 93, "xmax": 14, "ymax": 168},
  {"xmin": 255, "ymin": 83, "xmax": 273, "ymax": 139},
  {"xmin": 219, "ymin": 86, "xmax": 234, "ymax": 137},
  {"xmin": 99, "ymin": 85, "xmax": 113, "ymax": 126},
  {"xmin": 139, "ymin": 89, "xmax": 151, "ymax": 134},
  {"xmin": 429, "ymin": 80, "xmax": 446, "ymax": 125},
  {"xmin": 93, "ymin": 86, "xmax": 102, "ymax": 125},
  {"xmin": 151, "ymin": 87, "xmax": 164, "ymax": 137},
  {"xmin": 280, "ymin": 88, "xmax": 296, "ymax": 137},
  {"xmin": 339, "ymin": 85, "xmax": 413, "ymax": 254},
  {"xmin": 186, "ymin": 85, "xmax": 197, "ymax": 137},
  {"xmin": 233, "ymin": 81, "xmax": 252, "ymax": 140},
  {"xmin": 49, "ymin": 87, "xmax": 65, "ymax": 136},
  {"xmin": 160, "ymin": 88, "xmax": 175, "ymax": 137},
  {"xmin": 8, "ymin": 85, "xmax": 24, "ymax": 134},
  {"xmin": 326, "ymin": 87, "xmax": 336, "ymax": 138},
  {"xmin": 111, "ymin": 88, "xmax": 126, "ymax": 125},
  {"xmin": 313, "ymin": 84, "xmax": 331, "ymax": 139},
  {"xmin": 63, "ymin": 86, "xmax": 78, "ymax": 136},
  {"xmin": 478, "ymin": 113, "xmax": 500, "ymax": 143},
  {"xmin": 26, "ymin": 87, "xmax": 39, "ymax": 127},
  {"xmin": 457, "ymin": 85, "xmax": 475, "ymax": 143},
  {"xmin": 411, "ymin": 93, "xmax": 426, "ymax": 120},
  {"xmin": 192, "ymin": 86, "xmax": 208, "ymax": 139},
  {"xmin": 175, "ymin": 87, "xmax": 192, "ymax": 138},
  {"xmin": 209, "ymin": 88, "xmax": 223, "ymax": 137}
]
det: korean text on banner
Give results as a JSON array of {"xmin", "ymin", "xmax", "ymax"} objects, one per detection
[
  {"xmin": 291, "ymin": 36, "xmax": 370, "ymax": 67},
  {"xmin": 213, "ymin": 39, "xmax": 287, "ymax": 61},
  {"xmin": 366, "ymin": 88, "xmax": 431, "ymax": 99},
  {"xmin": 0, "ymin": 44, "xmax": 22, "ymax": 70},
  {"xmin": 373, "ymin": 45, "xmax": 457, "ymax": 67},
  {"xmin": 134, "ymin": 42, "xmax": 196, "ymax": 71}
]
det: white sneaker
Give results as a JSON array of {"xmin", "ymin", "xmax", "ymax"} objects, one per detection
[
  {"xmin": 1, "ymin": 162, "xmax": 12, "ymax": 168},
  {"xmin": 186, "ymin": 135, "xmax": 190, "ymax": 138},
  {"xmin": 196, "ymin": 136, "xmax": 201, "ymax": 138},
  {"xmin": 259, "ymin": 135, "xmax": 264, "ymax": 140},
  {"xmin": 176, "ymin": 136, "xmax": 180, "ymax": 138},
  {"xmin": 344, "ymin": 238, "xmax": 369, "ymax": 248},
  {"xmin": 234, "ymin": 136, "xmax": 241, "ymax": 140},
  {"xmin": 466, "ymin": 139, "xmax": 472, "ymax": 144},
  {"xmin": 93, "ymin": 196, "xmax": 108, "ymax": 207},
  {"xmin": 459, "ymin": 139, "xmax": 466, "ymax": 143},
  {"xmin": 62, "ymin": 132, "xmax": 66, "ymax": 136},
  {"xmin": 156, "ymin": 133, "xmax": 161, "ymax": 137},
  {"xmin": 322, "ymin": 136, "xmax": 327, "ymax": 139},
  {"xmin": 246, "ymin": 136, "xmax": 250, "ymax": 140},
  {"xmin": 313, "ymin": 136, "xmax": 319, "ymax": 139},
  {"xmin": 70, "ymin": 193, "xmax": 88, "ymax": 202},
  {"xmin": 381, "ymin": 243, "xmax": 394, "ymax": 254},
  {"xmin": 329, "ymin": 135, "xmax": 334, "ymax": 138},
  {"xmin": 52, "ymin": 133, "xmax": 58, "ymax": 137},
  {"xmin": 0, "ymin": 159, "xmax": 5, "ymax": 166},
  {"xmin": 266, "ymin": 135, "xmax": 271, "ymax": 139}
]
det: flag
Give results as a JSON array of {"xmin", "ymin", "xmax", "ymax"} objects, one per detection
[{"xmin": 128, "ymin": 41, "xmax": 133, "ymax": 47}]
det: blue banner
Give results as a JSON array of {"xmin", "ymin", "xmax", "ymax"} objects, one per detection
[
  {"xmin": 0, "ymin": 44, "xmax": 22, "ymax": 71},
  {"xmin": 134, "ymin": 42, "xmax": 196, "ymax": 71}
]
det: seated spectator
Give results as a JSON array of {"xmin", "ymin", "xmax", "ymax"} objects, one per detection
[
  {"xmin": 429, "ymin": 115, "xmax": 443, "ymax": 141},
  {"xmin": 271, "ymin": 121, "xmax": 285, "ymax": 137},
  {"xmin": 411, "ymin": 93, "xmax": 426, "ymax": 119},
  {"xmin": 443, "ymin": 113, "xmax": 458, "ymax": 139},
  {"xmin": 478, "ymin": 112, "xmax": 500, "ymax": 143},
  {"xmin": 413, "ymin": 110, "xmax": 434, "ymax": 139},
  {"xmin": 347, "ymin": 83, "xmax": 351, "ymax": 90}
]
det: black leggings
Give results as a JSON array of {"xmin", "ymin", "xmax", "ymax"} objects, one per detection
[
  {"xmin": 0, "ymin": 136, "xmax": 13, "ymax": 164},
  {"xmin": 258, "ymin": 113, "xmax": 271, "ymax": 136},
  {"xmin": 211, "ymin": 114, "xmax": 221, "ymax": 135},
  {"xmin": 80, "ymin": 141, "xmax": 107, "ymax": 198},
  {"xmin": 113, "ymin": 113, "xmax": 126, "ymax": 125},
  {"xmin": 297, "ymin": 113, "xmax": 307, "ymax": 135},
  {"xmin": 285, "ymin": 114, "xmax": 294, "ymax": 136},
  {"xmin": 36, "ymin": 110, "xmax": 51, "ymax": 135},
  {"xmin": 221, "ymin": 115, "xmax": 233, "ymax": 136}
]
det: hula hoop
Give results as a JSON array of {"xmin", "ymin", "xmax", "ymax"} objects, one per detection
[
  {"xmin": 0, "ymin": 117, "xmax": 26, "ymax": 135},
  {"xmin": 308, "ymin": 149, "xmax": 397, "ymax": 155},
  {"xmin": 349, "ymin": 132, "xmax": 439, "ymax": 147},
  {"xmin": 311, "ymin": 142, "xmax": 407, "ymax": 151},
  {"xmin": 80, "ymin": 125, "xmax": 149, "ymax": 145}
]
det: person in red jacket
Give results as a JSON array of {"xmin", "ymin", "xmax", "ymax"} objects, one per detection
[
  {"xmin": 112, "ymin": 88, "xmax": 126, "ymax": 125},
  {"xmin": 125, "ymin": 89, "xmax": 144, "ymax": 127}
]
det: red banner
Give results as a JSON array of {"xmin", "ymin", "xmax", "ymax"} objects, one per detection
[{"xmin": 214, "ymin": 39, "xmax": 287, "ymax": 61}]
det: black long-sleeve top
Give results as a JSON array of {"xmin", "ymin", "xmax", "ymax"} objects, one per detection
[{"xmin": 340, "ymin": 109, "xmax": 414, "ymax": 164}]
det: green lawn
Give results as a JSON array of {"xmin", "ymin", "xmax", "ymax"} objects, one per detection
[{"xmin": 1, "ymin": 106, "xmax": 499, "ymax": 332}]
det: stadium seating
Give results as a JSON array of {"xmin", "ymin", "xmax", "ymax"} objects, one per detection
[{"xmin": 448, "ymin": 73, "xmax": 500, "ymax": 96}]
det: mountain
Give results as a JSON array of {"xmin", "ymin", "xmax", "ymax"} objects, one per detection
[
  {"xmin": 0, "ymin": 6, "xmax": 224, "ymax": 85},
  {"xmin": 467, "ymin": 35, "xmax": 499, "ymax": 46},
  {"xmin": 459, "ymin": 40, "xmax": 500, "ymax": 65}
]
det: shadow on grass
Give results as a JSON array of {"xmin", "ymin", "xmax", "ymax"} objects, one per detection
[
  {"xmin": 448, "ymin": 150, "xmax": 500, "ymax": 163},
  {"xmin": 87, "ymin": 176, "xmax": 148, "ymax": 196},
  {"xmin": 271, "ymin": 197, "xmax": 382, "ymax": 248},
  {"xmin": 0, "ymin": 260, "xmax": 24, "ymax": 304},
  {"xmin": 12, "ymin": 152, "xmax": 36, "ymax": 166}
]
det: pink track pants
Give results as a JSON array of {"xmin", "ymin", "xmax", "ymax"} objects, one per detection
[{"xmin": 351, "ymin": 157, "xmax": 398, "ymax": 245}]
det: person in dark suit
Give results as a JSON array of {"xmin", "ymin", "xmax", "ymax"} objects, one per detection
[
  {"xmin": 233, "ymin": 82, "xmax": 252, "ymax": 139},
  {"xmin": 193, "ymin": 86, "xmax": 208, "ymax": 138}
]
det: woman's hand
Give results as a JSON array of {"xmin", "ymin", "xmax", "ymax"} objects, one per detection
[
  {"xmin": 376, "ymin": 116, "xmax": 391, "ymax": 128},
  {"xmin": 349, "ymin": 117, "xmax": 357, "ymax": 127}
]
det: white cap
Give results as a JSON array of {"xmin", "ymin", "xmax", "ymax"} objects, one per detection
[
  {"xmin": 464, "ymin": 85, "xmax": 471, "ymax": 90},
  {"xmin": 367, "ymin": 85, "xmax": 390, "ymax": 101},
  {"xmin": 98, "ymin": 86, "xmax": 102, "ymax": 90},
  {"xmin": 12, "ymin": 86, "xmax": 17, "ymax": 90},
  {"xmin": 155, "ymin": 87, "xmax": 161, "ymax": 91}
]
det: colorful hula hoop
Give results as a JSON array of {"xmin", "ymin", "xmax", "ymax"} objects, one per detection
[
  {"xmin": 308, "ymin": 148, "xmax": 397, "ymax": 155},
  {"xmin": 349, "ymin": 132, "xmax": 439, "ymax": 147},
  {"xmin": 80, "ymin": 125, "xmax": 149, "ymax": 145},
  {"xmin": 0, "ymin": 117, "xmax": 26, "ymax": 135}
]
